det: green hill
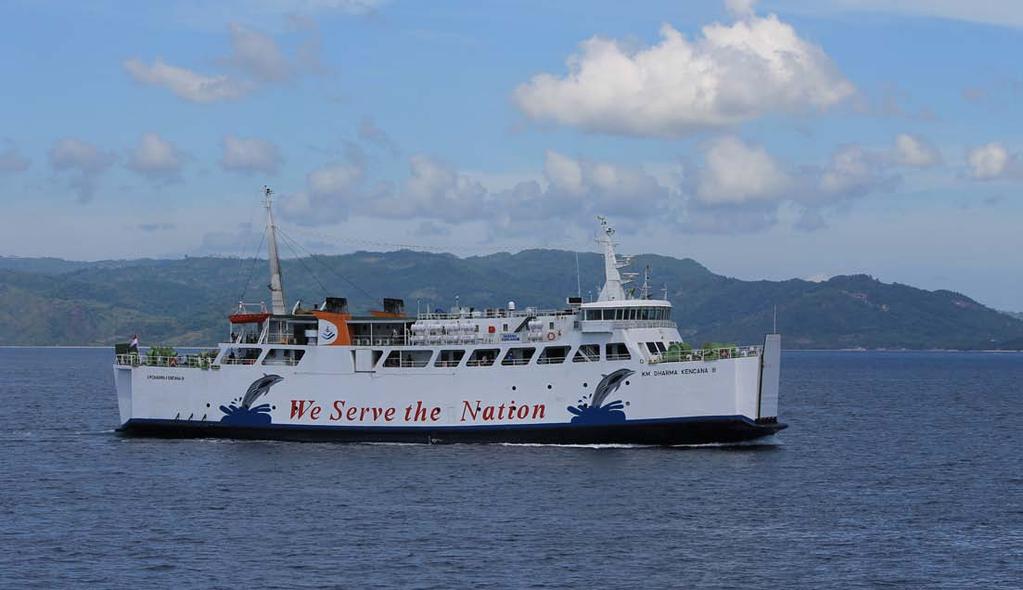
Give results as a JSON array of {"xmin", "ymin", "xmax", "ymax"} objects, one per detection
[{"xmin": 1, "ymin": 250, "xmax": 1021, "ymax": 349}]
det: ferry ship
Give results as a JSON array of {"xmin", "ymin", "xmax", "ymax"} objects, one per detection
[{"xmin": 114, "ymin": 189, "xmax": 785, "ymax": 445}]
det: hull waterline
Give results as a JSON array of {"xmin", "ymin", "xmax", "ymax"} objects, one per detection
[{"xmin": 118, "ymin": 416, "xmax": 786, "ymax": 445}]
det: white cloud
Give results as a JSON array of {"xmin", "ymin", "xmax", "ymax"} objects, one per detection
[
  {"xmin": 694, "ymin": 136, "xmax": 791, "ymax": 204},
  {"xmin": 124, "ymin": 58, "xmax": 250, "ymax": 103},
  {"xmin": 537, "ymin": 152, "xmax": 670, "ymax": 220},
  {"xmin": 48, "ymin": 138, "xmax": 115, "ymax": 201},
  {"xmin": 513, "ymin": 11, "xmax": 853, "ymax": 137},
  {"xmin": 280, "ymin": 154, "xmax": 367, "ymax": 225},
  {"xmin": 280, "ymin": 148, "xmax": 674, "ymax": 230},
  {"xmin": 226, "ymin": 23, "xmax": 294, "ymax": 82},
  {"xmin": 820, "ymin": 145, "xmax": 889, "ymax": 197},
  {"xmin": 967, "ymin": 142, "xmax": 1019, "ymax": 180},
  {"xmin": 0, "ymin": 142, "xmax": 30, "ymax": 174},
  {"xmin": 544, "ymin": 151, "xmax": 585, "ymax": 196},
  {"xmin": 127, "ymin": 133, "xmax": 185, "ymax": 181},
  {"xmin": 892, "ymin": 133, "xmax": 940, "ymax": 167},
  {"xmin": 725, "ymin": 0, "xmax": 759, "ymax": 18},
  {"xmin": 681, "ymin": 135, "xmax": 913, "ymax": 234},
  {"xmin": 124, "ymin": 23, "xmax": 323, "ymax": 103},
  {"xmin": 277, "ymin": 133, "xmax": 926, "ymax": 236},
  {"xmin": 220, "ymin": 135, "xmax": 282, "ymax": 175},
  {"xmin": 374, "ymin": 155, "xmax": 488, "ymax": 220}
]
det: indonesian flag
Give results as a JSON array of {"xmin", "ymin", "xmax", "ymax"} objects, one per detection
[{"xmin": 130, "ymin": 335, "xmax": 139, "ymax": 350}]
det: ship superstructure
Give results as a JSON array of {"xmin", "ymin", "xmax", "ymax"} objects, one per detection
[{"xmin": 113, "ymin": 189, "xmax": 784, "ymax": 444}]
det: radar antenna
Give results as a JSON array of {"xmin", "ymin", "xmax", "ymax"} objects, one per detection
[{"xmin": 640, "ymin": 265, "xmax": 652, "ymax": 300}]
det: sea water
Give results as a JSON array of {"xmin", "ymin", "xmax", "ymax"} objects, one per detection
[{"xmin": 1, "ymin": 349, "xmax": 1020, "ymax": 588}]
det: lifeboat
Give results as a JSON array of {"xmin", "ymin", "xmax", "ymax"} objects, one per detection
[{"xmin": 229, "ymin": 312, "xmax": 271, "ymax": 324}]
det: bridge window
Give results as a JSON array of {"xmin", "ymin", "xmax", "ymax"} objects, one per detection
[
  {"xmin": 538, "ymin": 345, "xmax": 570, "ymax": 365},
  {"xmin": 261, "ymin": 349, "xmax": 305, "ymax": 366},
  {"xmin": 223, "ymin": 347, "xmax": 262, "ymax": 365},
  {"xmin": 606, "ymin": 343, "xmax": 631, "ymax": 361},
  {"xmin": 435, "ymin": 349, "xmax": 465, "ymax": 368},
  {"xmin": 383, "ymin": 349, "xmax": 432, "ymax": 368},
  {"xmin": 573, "ymin": 344, "xmax": 600, "ymax": 362},
  {"xmin": 467, "ymin": 348, "xmax": 499, "ymax": 367},
  {"xmin": 502, "ymin": 347, "xmax": 536, "ymax": 366}
]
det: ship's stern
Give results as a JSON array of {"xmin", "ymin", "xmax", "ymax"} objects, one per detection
[
  {"xmin": 113, "ymin": 365, "xmax": 133, "ymax": 427},
  {"xmin": 756, "ymin": 333, "xmax": 783, "ymax": 426}
]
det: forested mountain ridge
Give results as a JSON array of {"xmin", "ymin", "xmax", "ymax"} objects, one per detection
[{"xmin": 1, "ymin": 251, "xmax": 1021, "ymax": 349}]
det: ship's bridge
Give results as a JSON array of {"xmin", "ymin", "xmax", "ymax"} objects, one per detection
[{"xmin": 579, "ymin": 299, "xmax": 672, "ymax": 322}]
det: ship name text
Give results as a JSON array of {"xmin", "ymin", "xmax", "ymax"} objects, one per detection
[
  {"xmin": 641, "ymin": 367, "xmax": 711, "ymax": 377},
  {"xmin": 286, "ymin": 399, "xmax": 546, "ymax": 424}
]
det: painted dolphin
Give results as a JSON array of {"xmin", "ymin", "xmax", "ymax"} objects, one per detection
[
  {"xmin": 241, "ymin": 374, "xmax": 283, "ymax": 408},
  {"xmin": 589, "ymin": 368, "xmax": 635, "ymax": 409}
]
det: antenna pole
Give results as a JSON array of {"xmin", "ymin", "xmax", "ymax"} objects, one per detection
[
  {"xmin": 773, "ymin": 305, "xmax": 778, "ymax": 334},
  {"xmin": 575, "ymin": 251, "xmax": 582, "ymax": 298},
  {"xmin": 264, "ymin": 186, "xmax": 286, "ymax": 315}
]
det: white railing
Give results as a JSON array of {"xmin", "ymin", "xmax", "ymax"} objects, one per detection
[
  {"xmin": 536, "ymin": 357, "xmax": 567, "ymax": 365},
  {"xmin": 352, "ymin": 337, "xmax": 409, "ymax": 347},
  {"xmin": 115, "ymin": 351, "xmax": 220, "ymax": 369},
  {"xmin": 406, "ymin": 335, "xmax": 502, "ymax": 346},
  {"xmin": 648, "ymin": 345, "xmax": 762, "ymax": 364},
  {"xmin": 416, "ymin": 308, "xmax": 575, "ymax": 321},
  {"xmin": 582, "ymin": 320, "xmax": 675, "ymax": 329},
  {"xmin": 220, "ymin": 357, "xmax": 260, "ymax": 365},
  {"xmin": 465, "ymin": 359, "xmax": 498, "ymax": 367},
  {"xmin": 501, "ymin": 358, "xmax": 533, "ymax": 366}
]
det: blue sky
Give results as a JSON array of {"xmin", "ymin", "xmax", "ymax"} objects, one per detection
[{"xmin": 1, "ymin": 0, "xmax": 1021, "ymax": 310}]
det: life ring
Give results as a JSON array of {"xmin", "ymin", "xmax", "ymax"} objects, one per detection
[{"xmin": 546, "ymin": 330, "xmax": 558, "ymax": 341}]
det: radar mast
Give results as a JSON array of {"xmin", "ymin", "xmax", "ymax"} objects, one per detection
[
  {"xmin": 596, "ymin": 216, "xmax": 629, "ymax": 302},
  {"xmin": 264, "ymin": 186, "xmax": 286, "ymax": 315}
]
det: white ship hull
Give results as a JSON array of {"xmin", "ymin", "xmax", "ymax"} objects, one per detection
[{"xmin": 114, "ymin": 335, "xmax": 783, "ymax": 445}]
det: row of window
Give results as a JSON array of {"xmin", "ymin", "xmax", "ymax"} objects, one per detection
[
  {"xmin": 582, "ymin": 307, "xmax": 671, "ymax": 321},
  {"xmin": 382, "ymin": 343, "xmax": 632, "ymax": 369},
  {"xmin": 223, "ymin": 342, "xmax": 638, "ymax": 369}
]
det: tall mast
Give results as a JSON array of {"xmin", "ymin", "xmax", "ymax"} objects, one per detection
[
  {"xmin": 264, "ymin": 186, "xmax": 286, "ymax": 315},
  {"xmin": 596, "ymin": 216, "xmax": 627, "ymax": 301}
]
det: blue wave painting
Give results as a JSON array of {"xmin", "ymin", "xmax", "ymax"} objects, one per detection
[
  {"xmin": 220, "ymin": 374, "xmax": 282, "ymax": 426},
  {"xmin": 567, "ymin": 368, "xmax": 634, "ymax": 425}
]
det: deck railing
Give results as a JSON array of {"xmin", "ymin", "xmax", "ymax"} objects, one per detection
[
  {"xmin": 115, "ymin": 351, "xmax": 220, "ymax": 369},
  {"xmin": 417, "ymin": 308, "xmax": 575, "ymax": 321},
  {"xmin": 648, "ymin": 345, "xmax": 762, "ymax": 364}
]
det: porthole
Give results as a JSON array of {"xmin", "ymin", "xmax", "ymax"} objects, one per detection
[
  {"xmin": 547, "ymin": 384, "xmax": 552, "ymax": 389},
  {"xmin": 511, "ymin": 386, "xmax": 517, "ymax": 391}
]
